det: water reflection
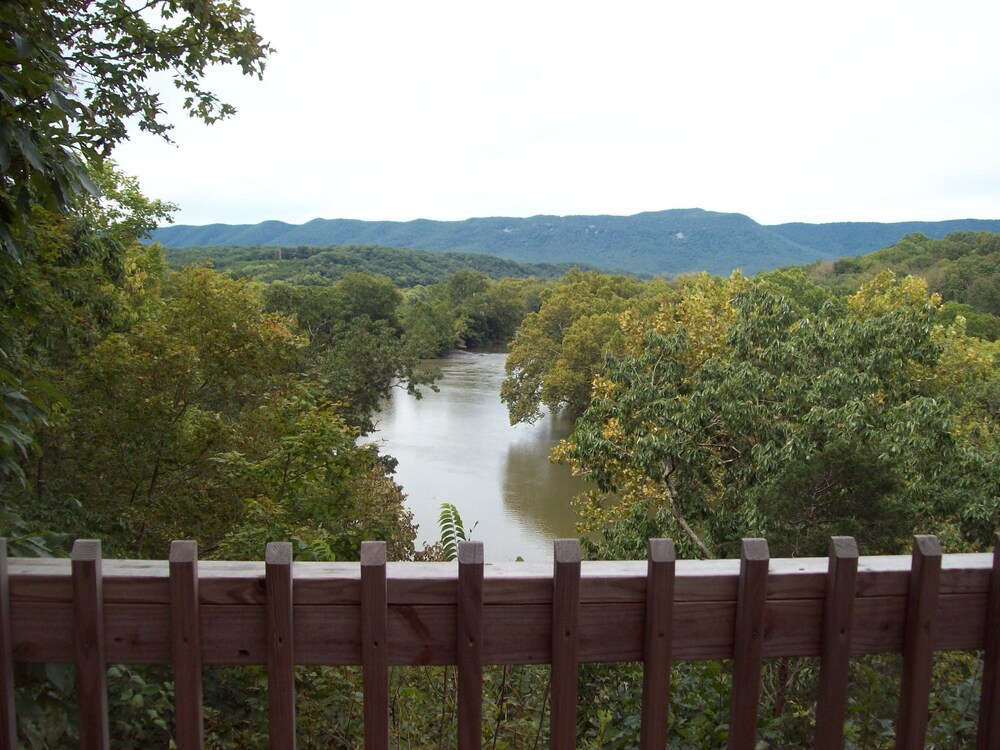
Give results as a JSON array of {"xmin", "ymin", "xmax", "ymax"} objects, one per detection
[{"xmin": 371, "ymin": 351, "xmax": 587, "ymax": 561}]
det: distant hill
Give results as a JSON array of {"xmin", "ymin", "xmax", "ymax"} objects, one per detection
[
  {"xmin": 163, "ymin": 244, "xmax": 591, "ymax": 287},
  {"xmin": 799, "ymin": 231, "xmax": 1000, "ymax": 340},
  {"xmin": 151, "ymin": 209, "xmax": 1000, "ymax": 277},
  {"xmin": 768, "ymin": 219, "xmax": 1000, "ymax": 257}
]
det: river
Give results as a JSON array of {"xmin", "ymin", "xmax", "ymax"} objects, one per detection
[{"xmin": 371, "ymin": 351, "xmax": 588, "ymax": 562}]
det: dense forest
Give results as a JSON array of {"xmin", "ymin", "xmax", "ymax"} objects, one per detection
[
  {"xmin": 163, "ymin": 242, "xmax": 591, "ymax": 287},
  {"xmin": 3, "ymin": 2, "xmax": 999, "ymax": 746},
  {"xmin": 802, "ymin": 231, "xmax": 1000, "ymax": 340}
]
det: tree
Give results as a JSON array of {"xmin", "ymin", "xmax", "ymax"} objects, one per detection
[
  {"xmin": 1, "ymin": 0, "xmax": 269, "ymax": 485},
  {"xmin": 11, "ymin": 266, "xmax": 418, "ymax": 559},
  {"xmin": 0, "ymin": 163, "xmax": 170, "ymax": 488},
  {"xmin": 1, "ymin": 0, "xmax": 270, "ymax": 257},
  {"xmin": 560, "ymin": 273, "xmax": 999, "ymax": 559},
  {"xmin": 263, "ymin": 277, "xmax": 436, "ymax": 435},
  {"xmin": 501, "ymin": 269, "xmax": 662, "ymax": 424}
]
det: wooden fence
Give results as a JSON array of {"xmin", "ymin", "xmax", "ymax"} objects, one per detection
[{"xmin": 1, "ymin": 534, "xmax": 999, "ymax": 749}]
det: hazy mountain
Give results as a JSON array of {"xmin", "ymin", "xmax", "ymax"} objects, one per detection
[
  {"xmin": 768, "ymin": 219, "xmax": 1000, "ymax": 257},
  {"xmin": 150, "ymin": 209, "xmax": 1000, "ymax": 277}
]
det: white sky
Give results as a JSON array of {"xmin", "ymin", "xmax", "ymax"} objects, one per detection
[{"xmin": 113, "ymin": 0, "xmax": 1000, "ymax": 227}]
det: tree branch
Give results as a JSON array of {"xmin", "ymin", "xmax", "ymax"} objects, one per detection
[{"xmin": 661, "ymin": 459, "xmax": 713, "ymax": 558}]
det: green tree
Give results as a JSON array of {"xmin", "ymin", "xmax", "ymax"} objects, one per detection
[
  {"xmin": 1, "ymin": 0, "xmax": 269, "ymax": 486},
  {"xmin": 560, "ymin": 273, "xmax": 998, "ymax": 559},
  {"xmin": 263, "ymin": 277, "xmax": 435, "ymax": 434},
  {"xmin": 0, "ymin": 163, "xmax": 170, "ymax": 488},
  {"xmin": 10, "ymin": 267, "xmax": 417, "ymax": 559},
  {"xmin": 1, "ymin": 0, "xmax": 270, "ymax": 257},
  {"xmin": 501, "ymin": 269, "xmax": 663, "ymax": 424}
]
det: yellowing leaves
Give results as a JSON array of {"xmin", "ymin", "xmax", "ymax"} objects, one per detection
[
  {"xmin": 563, "ymin": 271, "xmax": 1000, "ymax": 558},
  {"xmin": 623, "ymin": 273, "xmax": 741, "ymax": 369},
  {"xmin": 848, "ymin": 271, "xmax": 940, "ymax": 318}
]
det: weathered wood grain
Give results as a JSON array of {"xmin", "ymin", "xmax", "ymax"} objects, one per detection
[
  {"xmin": 266, "ymin": 543, "xmax": 295, "ymax": 750},
  {"xmin": 977, "ymin": 534, "xmax": 1000, "ymax": 750},
  {"xmin": 361, "ymin": 542, "xmax": 388, "ymax": 750},
  {"xmin": 3, "ymin": 536, "xmax": 999, "ymax": 749},
  {"xmin": 728, "ymin": 538, "xmax": 769, "ymax": 750},
  {"xmin": 6, "ymin": 553, "xmax": 993, "ymax": 608},
  {"xmin": 169, "ymin": 541, "xmax": 204, "ymax": 750},
  {"xmin": 895, "ymin": 535, "xmax": 941, "ymax": 750},
  {"xmin": 5, "ymin": 593, "xmax": 992, "ymax": 667},
  {"xmin": 813, "ymin": 536, "xmax": 858, "ymax": 750},
  {"xmin": 72, "ymin": 540, "xmax": 109, "ymax": 750},
  {"xmin": 0, "ymin": 540, "xmax": 15, "ymax": 750},
  {"xmin": 640, "ymin": 539, "xmax": 675, "ymax": 750},
  {"xmin": 551, "ymin": 539, "xmax": 581, "ymax": 750},
  {"xmin": 457, "ymin": 541, "xmax": 484, "ymax": 750}
]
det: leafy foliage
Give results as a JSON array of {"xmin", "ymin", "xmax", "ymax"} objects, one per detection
[
  {"xmin": 501, "ymin": 269, "xmax": 672, "ymax": 424},
  {"xmin": 0, "ymin": 162, "xmax": 171, "ymax": 489},
  {"xmin": 263, "ymin": 275, "xmax": 438, "ymax": 435},
  {"xmin": 165, "ymin": 243, "xmax": 584, "ymax": 287},
  {"xmin": 0, "ymin": 0, "xmax": 269, "ymax": 258},
  {"xmin": 5, "ymin": 266, "xmax": 418, "ymax": 560},
  {"xmin": 804, "ymin": 232, "xmax": 1000, "ymax": 339},
  {"xmin": 560, "ymin": 272, "xmax": 999, "ymax": 558}
]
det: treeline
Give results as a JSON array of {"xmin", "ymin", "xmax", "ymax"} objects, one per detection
[
  {"xmin": 804, "ymin": 231, "xmax": 1000, "ymax": 339},
  {"xmin": 164, "ymin": 242, "xmax": 589, "ymax": 287}
]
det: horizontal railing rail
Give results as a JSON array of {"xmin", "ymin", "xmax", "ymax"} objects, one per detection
[{"xmin": 1, "ymin": 534, "xmax": 998, "ymax": 749}]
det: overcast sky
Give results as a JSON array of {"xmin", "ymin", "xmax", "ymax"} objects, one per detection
[{"xmin": 113, "ymin": 0, "xmax": 1000, "ymax": 228}]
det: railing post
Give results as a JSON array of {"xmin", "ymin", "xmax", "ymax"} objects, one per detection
[
  {"xmin": 550, "ymin": 539, "xmax": 581, "ymax": 750},
  {"xmin": 814, "ymin": 536, "xmax": 858, "ymax": 750},
  {"xmin": 978, "ymin": 533, "xmax": 1000, "ymax": 750},
  {"xmin": 266, "ymin": 542, "xmax": 296, "ymax": 750},
  {"xmin": 72, "ymin": 539, "xmax": 109, "ymax": 750},
  {"xmin": 0, "ymin": 540, "xmax": 15, "ymax": 750},
  {"xmin": 457, "ymin": 541, "xmax": 484, "ymax": 750},
  {"xmin": 361, "ymin": 541, "xmax": 388, "ymax": 750},
  {"xmin": 895, "ymin": 535, "xmax": 941, "ymax": 750},
  {"xmin": 728, "ymin": 538, "xmax": 769, "ymax": 750},
  {"xmin": 640, "ymin": 538, "xmax": 676, "ymax": 750},
  {"xmin": 170, "ymin": 540, "xmax": 204, "ymax": 750}
]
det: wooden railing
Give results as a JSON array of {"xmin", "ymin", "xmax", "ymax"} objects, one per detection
[{"xmin": 1, "ymin": 534, "xmax": 999, "ymax": 749}]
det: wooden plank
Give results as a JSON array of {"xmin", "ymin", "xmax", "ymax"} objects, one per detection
[
  {"xmin": 72, "ymin": 539, "xmax": 109, "ymax": 750},
  {"xmin": 728, "ymin": 538, "xmax": 769, "ymax": 750},
  {"xmin": 457, "ymin": 541, "xmax": 484, "ymax": 750},
  {"xmin": 5, "ymin": 589, "xmax": 992, "ymax": 668},
  {"xmin": 6, "ymin": 552, "xmax": 994, "ymax": 608},
  {"xmin": 550, "ymin": 539, "xmax": 581, "ymax": 750},
  {"xmin": 4, "ymin": 547, "xmax": 996, "ymax": 669},
  {"xmin": 169, "ymin": 541, "xmax": 204, "ymax": 750},
  {"xmin": 814, "ymin": 536, "xmax": 858, "ymax": 750},
  {"xmin": 266, "ymin": 543, "xmax": 296, "ymax": 750},
  {"xmin": 978, "ymin": 534, "xmax": 1000, "ymax": 750},
  {"xmin": 361, "ymin": 542, "xmax": 388, "ymax": 750},
  {"xmin": 640, "ymin": 538, "xmax": 676, "ymax": 750},
  {"xmin": 0, "ymin": 540, "xmax": 15, "ymax": 750},
  {"xmin": 895, "ymin": 535, "xmax": 941, "ymax": 750}
]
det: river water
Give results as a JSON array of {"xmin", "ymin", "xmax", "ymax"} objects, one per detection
[{"xmin": 371, "ymin": 351, "xmax": 588, "ymax": 562}]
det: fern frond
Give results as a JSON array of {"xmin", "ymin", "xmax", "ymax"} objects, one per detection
[{"xmin": 438, "ymin": 502, "xmax": 467, "ymax": 562}]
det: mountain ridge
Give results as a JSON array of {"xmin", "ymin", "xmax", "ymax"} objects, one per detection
[{"xmin": 150, "ymin": 209, "xmax": 1000, "ymax": 277}]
